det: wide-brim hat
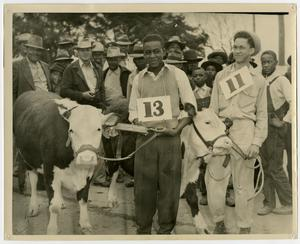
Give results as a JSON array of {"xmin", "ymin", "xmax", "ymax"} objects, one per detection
[
  {"xmin": 207, "ymin": 50, "xmax": 228, "ymax": 63},
  {"xmin": 54, "ymin": 49, "xmax": 73, "ymax": 61},
  {"xmin": 16, "ymin": 33, "xmax": 31, "ymax": 43},
  {"xmin": 115, "ymin": 34, "xmax": 132, "ymax": 46},
  {"xmin": 183, "ymin": 49, "xmax": 203, "ymax": 62},
  {"xmin": 92, "ymin": 41, "xmax": 104, "ymax": 53},
  {"xmin": 25, "ymin": 34, "xmax": 44, "ymax": 50},
  {"xmin": 76, "ymin": 39, "xmax": 93, "ymax": 49},
  {"xmin": 165, "ymin": 36, "xmax": 185, "ymax": 50},
  {"xmin": 130, "ymin": 41, "xmax": 144, "ymax": 58},
  {"xmin": 106, "ymin": 46, "xmax": 125, "ymax": 58},
  {"xmin": 201, "ymin": 60, "xmax": 223, "ymax": 72},
  {"xmin": 164, "ymin": 53, "xmax": 186, "ymax": 64}
]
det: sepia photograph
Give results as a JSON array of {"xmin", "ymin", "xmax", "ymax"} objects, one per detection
[{"xmin": 3, "ymin": 3, "xmax": 297, "ymax": 240}]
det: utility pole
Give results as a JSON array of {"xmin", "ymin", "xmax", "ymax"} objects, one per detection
[{"xmin": 278, "ymin": 15, "xmax": 285, "ymax": 65}]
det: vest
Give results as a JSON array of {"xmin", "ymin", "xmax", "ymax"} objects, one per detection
[{"xmin": 137, "ymin": 66, "xmax": 180, "ymax": 129}]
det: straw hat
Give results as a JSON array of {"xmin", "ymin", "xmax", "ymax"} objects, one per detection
[
  {"xmin": 165, "ymin": 36, "xmax": 185, "ymax": 50},
  {"xmin": 92, "ymin": 42, "xmax": 104, "ymax": 53},
  {"xmin": 25, "ymin": 34, "xmax": 44, "ymax": 50},
  {"xmin": 115, "ymin": 35, "xmax": 132, "ymax": 46},
  {"xmin": 106, "ymin": 46, "xmax": 125, "ymax": 58},
  {"xmin": 164, "ymin": 52, "xmax": 186, "ymax": 64},
  {"xmin": 130, "ymin": 42, "xmax": 144, "ymax": 58},
  {"xmin": 76, "ymin": 39, "xmax": 93, "ymax": 49},
  {"xmin": 16, "ymin": 33, "xmax": 31, "ymax": 43},
  {"xmin": 183, "ymin": 49, "xmax": 203, "ymax": 62}
]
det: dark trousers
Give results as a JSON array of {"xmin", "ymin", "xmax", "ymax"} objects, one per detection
[
  {"xmin": 134, "ymin": 134, "xmax": 181, "ymax": 234},
  {"xmin": 284, "ymin": 123, "xmax": 292, "ymax": 185},
  {"xmin": 260, "ymin": 126, "xmax": 292, "ymax": 209}
]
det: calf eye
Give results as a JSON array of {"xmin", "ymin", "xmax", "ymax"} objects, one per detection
[
  {"xmin": 97, "ymin": 128, "xmax": 101, "ymax": 131},
  {"xmin": 69, "ymin": 129, "xmax": 73, "ymax": 133},
  {"xmin": 205, "ymin": 121, "xmax": 211, "ymax": 125}
]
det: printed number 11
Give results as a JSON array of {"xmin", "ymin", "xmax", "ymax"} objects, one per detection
[{"xmin": 143, "ymin": 100, "xmax": 164, "ymax": 118}]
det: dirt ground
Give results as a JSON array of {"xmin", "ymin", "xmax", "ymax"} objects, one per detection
[{"xmin": 12, "ymin": 174, "xmax": 295, "ymax": 236}]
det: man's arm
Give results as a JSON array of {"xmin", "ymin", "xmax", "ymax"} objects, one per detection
[
  {"xmin": 280, "ymin": 76, "xmax": 292, "ymax": 123},
  {"xmin": 252, "ymin": 78, "xmax": 268, "ymax": 147},
  {"xmin": 128, "ymin": 74, "xmax": 140, "ymax": 123},
  {"xmin": 60, "ymin": 66, "xmax": 84, "ymax": 102},
  {"xmin": 209, "ymin": 72, "xmax": 221, "ymax": 115}
]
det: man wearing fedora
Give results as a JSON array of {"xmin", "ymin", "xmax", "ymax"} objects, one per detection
[
  {"xmin": 13, "ymin": 34, "xmax": 51, "ymax": 103},
  {"xmin": 92, "ymin": 41, "xmax": 105, "ymax": 68},
  {"xmin": 13, "ymin": 33, "xmax": 31, "ymax": 61},
  {"xmin": 97, "ymin": 46, "xmax": 131, "ymax": 187},
  {"xmin": 116, "ymin": 34, "xmax": 136, "ymax": 72},
  {"xmin": 49, "ymin": 62, "xmax": 66, "ymax": 94},
  {"xmin": 165, "ymin": 36, "xmax": 185, "ymax": 55},
  {"xmin": 60, "ymin": 39, "xmax": 105, "ymax": 109},
  {"xmin": 53, "ymin": 48, "xmax": 74, "ymax": 70},
  {"xmin": 13, "ymin": 34, "xmax": 51, "ymax": 192},
  {"xmin": 127, "ymin": 42, "xmax": 147, "ymax": 101},
  {"xmin": 183, "ymin": 49, "xmax": 203, "ymax": 90},
  {"xmin": 208, "ymin": 31, "xmax": 267, "ymax": 234}
]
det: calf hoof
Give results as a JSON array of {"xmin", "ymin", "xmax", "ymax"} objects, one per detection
[
  {"xmin": 81, "ymin": 226, "xmax": 93, "ymax": 235},
  {"xmin": 195, "ymin": 228, "xmax": 210, "ymax": 234},
  {"xmin": 27, "ymin": 205, "xmax": 39, "ymax": 217},
  {"xmin": 47, "ymin": 225, "xmax": 58, "ymax": 235}
]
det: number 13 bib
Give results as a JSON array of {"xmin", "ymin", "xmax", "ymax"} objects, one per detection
[{"xmin": 137, "ymin": 96, "xmax": 172, "ymax": 122}]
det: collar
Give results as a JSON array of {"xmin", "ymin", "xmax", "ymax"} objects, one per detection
[
  {"xmin": 26, "ymin": 57, "xmax": 40, "ymax": 66},
  {"xmin": 79, "ymin": 58, "xmax": 93, "ymax": 68},
  {"xmin": 263, "ymin": 68, "xmax": 282, "ymax": 82},
  {"xmin": 231, "ymin": 62, "xmax": 257, "ymax": 76},
  {"xmin": 141, "ymin": 62, "xmax": 171, "ymax": 77},
  {"xmin": 194, "ymin": 84, "xmax": 208, "ymax": 92},
  {"xmin": 108, "ymin": 66, "xmax": 121, "ymax": 74}
]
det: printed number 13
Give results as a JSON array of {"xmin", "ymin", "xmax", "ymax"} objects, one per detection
[{"xmin": 144, "ymin": 100, "xmax": 164, "ymax": 117}]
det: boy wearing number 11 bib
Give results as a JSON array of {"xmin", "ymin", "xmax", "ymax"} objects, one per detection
[{"xmin": 129, "ymin": 34, "xmax": 197, "ymax": 234}]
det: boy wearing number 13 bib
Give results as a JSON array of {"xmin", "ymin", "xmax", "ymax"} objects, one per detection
[{"xmin": 129, "ymin": 34, "xmax": 197, "ymax": 234}]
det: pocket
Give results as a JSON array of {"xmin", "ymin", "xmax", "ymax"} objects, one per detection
[{"xmin": 238, "ymin": 87, "xmax": 257, "ymax": 108}]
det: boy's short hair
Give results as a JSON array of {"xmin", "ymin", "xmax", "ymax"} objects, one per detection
[
  {"xmin": 233, "ymin": 31, "xmax": 255, "ymax": 48},
  {"xmin": 142, "ymin": 34, "xmax": 164, "ymax": 46},
  {"xmin": 261, "ymin": 50, "xmax": 277, "ymax": 61}
]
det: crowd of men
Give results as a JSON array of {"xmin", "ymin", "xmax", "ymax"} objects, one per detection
[{"xmin": 13, "ymin": 30, "xmax": 292, "ymax": 234}]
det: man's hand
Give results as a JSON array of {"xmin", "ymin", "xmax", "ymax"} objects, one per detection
[
  {"xmin": 82, "ymin": 91, "xmax": 95, "ymax": 101},
  {"xmin": 148, "ymin": 127, "xmax": 179, "ymax": 136},
  {"xmin": 246, "ymin": 144, "xmax": 260, "ymax": 159}
]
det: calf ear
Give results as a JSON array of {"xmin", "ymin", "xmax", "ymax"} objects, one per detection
[
  {"xmin": 101, "ymin": 113, "xmax": 120, "ymax": 127},
  {"xmin": 54, "ymin": 98, "xmax": 78, "ymax": 121}
]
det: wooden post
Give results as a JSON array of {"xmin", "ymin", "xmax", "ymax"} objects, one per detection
[{"xmin": 278, "ymin": 15, "xmax": 285, "ymax": 65}]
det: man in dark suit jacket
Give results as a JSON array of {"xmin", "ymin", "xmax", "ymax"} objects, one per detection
[
  {"xmin": 13, "ymin": 34, "xmax": 51, "ymax": 103},
  {"xmin": 13, "ymin": 34, "xmax": 51, "ymax": 193},
  {"xmin": 60, "ymin": 39, "xmax": 105, "ymax": 109}
]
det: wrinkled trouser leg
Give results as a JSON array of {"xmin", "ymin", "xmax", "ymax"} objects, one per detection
[
  {"xmin": 261, "ymin": 126, "xmax": 292, "ymax": 208},
  {"xmin": 231, "ymin": 157, "xmax": 255, "ymax": 228},
  {"xmin": 205, "ymin": 155, "xmax": 231, "ymax": 223},
  {"xmin": 134, "ymin": 135, "xmax": 181, "ymax": 234}
]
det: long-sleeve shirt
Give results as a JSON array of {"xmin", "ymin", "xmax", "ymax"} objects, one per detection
[
  {"xmin": 264, "ymin": 69, "xmax": 292, "ymax": 123},
  {"xmin": 210, "ymin": 63, "xmax": 268, "ymax": 147},
  {"xmin": 27, "ymin": 57, "xmax": 48, "ymax": 91},
  {"xmin": 79, "ymin": 59, "xmax": 97, "ymax": 92},
  {"xmin": 129, "ymin": 63, "xmax": 197, "ymax": 125}
]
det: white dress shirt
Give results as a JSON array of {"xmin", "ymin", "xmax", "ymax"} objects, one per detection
[
  {"xmin": 79, "ymin": 59, "xmax": 97, "ymax": 92},
  {"xmin": 104, "ymin": 67, "xmax": 124, "ymax": 103}
]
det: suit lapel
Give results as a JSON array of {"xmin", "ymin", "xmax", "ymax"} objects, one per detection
[
  {"xmin": 74, "ymin": 61, "xmax": 90, "ymax": 90},
  {"xmin": 40, "ymin": 62, "xmax": 51, "ymax": 91},
  {"xmin": 23, "ymin": 59, "xmax": 35, "ymax": 90}
]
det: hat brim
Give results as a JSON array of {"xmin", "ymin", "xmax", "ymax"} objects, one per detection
[
  {"xmin": 76, "ymin": 46, "xmax": 92, "ymax": 49},
  {"xmin": 184, "ymin": 58, "xmax": 203, "ymax": 62},
  {"xmin": 165, "ymin": 42, "xmax": 185, "ymax": 50},
  {"xmin": 208, "ymin": 52, "xmax": 228, "ymax": 62},
  {"xmin": 116, "ymin": 41, "xmax": 132, "ymax": 46},
  {"xmin": 164, "ymin": 59, "xmax": 187, "ymax": 64},
  {"xmin": 55, "ymin": 57, "xmax": 73, "ymax": 61},
  {"xmin": 58, "ymin": 42, "xmax": 74, "ymax": 45},
  {"xmin": 201, "ymin": 60, "xmax": 223, "ymax": 72},
  {"xmin": 106, "ymin": 54, "xmax": 125, "ymax": 58},
  {"xmin": 130, "ymin": 53, "xmax": 144, "ymax": 58},
  {"xmin": 25, "ymin": 44, "xmax": 44, "ymax": 50}
]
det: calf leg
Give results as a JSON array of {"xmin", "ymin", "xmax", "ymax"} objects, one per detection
[
  {"xmin": 27, "ymin": 170, "xmax": 39, "ymax": 217},
  {"xmin": 77, "ymin": 177, "xmax": 92, "ymax": 233},
  {"xmin": 46, "ymin": 170, "xmax": 63, "ymax": 235},
  {"xmin": 185, "ymin": 183, "xmax": 208, "ymax": 234}
]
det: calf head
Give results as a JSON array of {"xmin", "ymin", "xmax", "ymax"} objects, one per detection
[
  {"xmin": 190, "ymin": 109, "xmax": 233, "ymax": 157},
  {"xmin": 55, "ymin": 98, "xmax": 112, "ymax": 167}
]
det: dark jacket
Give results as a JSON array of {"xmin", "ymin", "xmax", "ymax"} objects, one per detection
[
  {"xmin": 13, "ymin": 58, "xmax": 51, "ymax": 103},
  {"xmin": 102, "ymin": 65, "xmax": 131, "ymax": 98},
  {"xmin": 60, "ymin": 60, "xmax": 105, "ymax": 109}
]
